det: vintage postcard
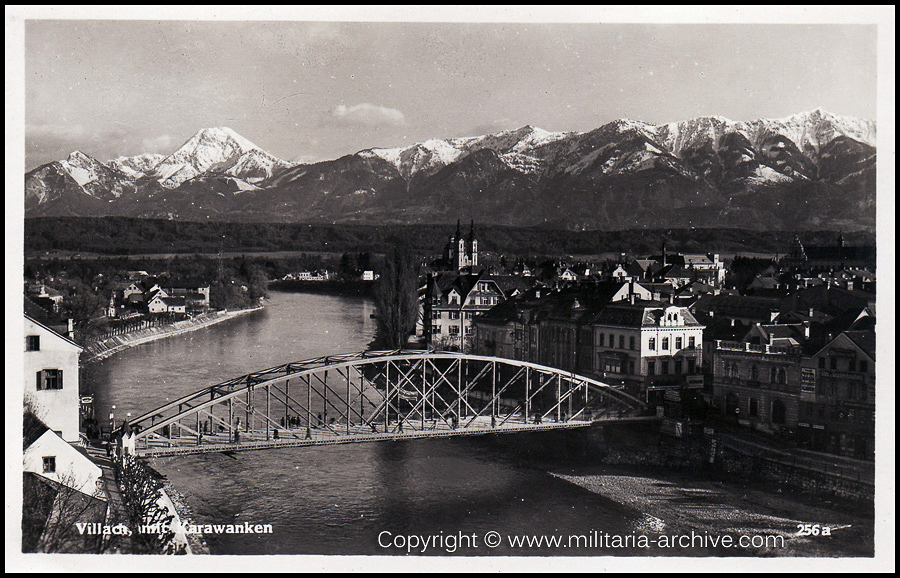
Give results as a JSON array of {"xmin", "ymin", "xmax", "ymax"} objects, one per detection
[{"xmin": 6, "ymin": 6, "xmax": 894, "ymax": 573}]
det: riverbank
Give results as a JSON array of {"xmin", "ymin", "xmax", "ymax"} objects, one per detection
[
  {"xmin": 83, "ymin": 306, "xmax": 264, "ymax": 363},
  {"xmin": 550, "ymin": 466, "xmax": 874, "ymax": 557},
  {"xmin": 159, "ymin": 478, "xmax": 209, "ymax": 554},
  {"xmin": 476, "ymin": 424, "xmax": 874, "ymax": 556},
  {"xmin": 268, "ymin": 279, "xmax": 374, "ymax": 297}
]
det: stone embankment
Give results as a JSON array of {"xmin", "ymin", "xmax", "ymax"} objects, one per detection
[{"xmin": 83, "ymin": 307, "xmax": 263, "ymax": 363}]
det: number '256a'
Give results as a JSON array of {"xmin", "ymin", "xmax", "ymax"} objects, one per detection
[{"xmin": 797, "ymin": 524, "xmax": 831, "ymax": 536}]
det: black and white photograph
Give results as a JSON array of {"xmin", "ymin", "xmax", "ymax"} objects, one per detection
[{"xmin": 6, "ymin": 6, "xmax": 894, "ymax": 572}]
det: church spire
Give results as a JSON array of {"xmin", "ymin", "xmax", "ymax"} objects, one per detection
[{"xmin": 468, "ymin": 220, "xmax": 476, "ymax": 241}]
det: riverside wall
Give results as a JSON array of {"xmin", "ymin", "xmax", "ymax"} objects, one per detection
[{"xmin": 83, "ymin": 307, "xmax": 263, "ymax": 363}]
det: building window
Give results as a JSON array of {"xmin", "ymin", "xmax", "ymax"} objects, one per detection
[
  {"xmin": 662, "ymin": 337, "xmax": 669, "ymax": 350},
  {"xmin": 619, "ymin": 335, "xmax": 625, "ymax": 349},
  {"xmin": 648, "ymin": 361, "xmax": 655, "ymax": 376},
  {"xmin": 675, "ymin": 337, "xmax": 683, "ymax": 350},
  {"xmin": 26, "ymin": 335, "xmax": 40, "ymax": 351},
  {"xmin": 749, "ymin": 398, "xmax": 758, "ymax": 417},
  {"xmin": 602, "ymin": 357, "xmax": 622, "ymax": 374},
  {"xmin": 818, "ymin": 357, "xmax": 826, "ymax": 369},
  {"xmin": 598, "ymin": 333, "xmax": 605, "ymax": 347},
  {"xmin": 674, "ymin": 360, "xmax": 682, "ymax": 374},
  {"xmin": 770, "ymin": 367, "xmax": 777, "ymax": 383},
  {"xmin": 448, "ymin": 326, "xmax": 459, "ymax": 336},
  {"xmin": 777, "ymin": 368, "xmax": 786, "ymax": 385},
  {"xmin": 750, "ymin": 364, "xmax": 759, "ymax": 381},
  {"xmin": 830, "ymin": 357, "xmax": 837, "ymax": 370},
  {"xmin": 661, "ymin": 361, "xmax": 669, "ymax": 375},
  {"xmin": 848, "ymin": 359, "xmax": 856, "ymax": 372},
  {"xmin": 649, "ymin": 338, "xmax": 656, "ymax": 351},
  {"xmin": 36, "ymin": 369, "xmax": 63, "ymax": 391},
  {"xmin": 431, "ymin": 324, "xmax": 441, "ymax": 335},
  {"xmin": 726, "ymin": 392, "xmax": 739, "ymax": 415},
  {"xmin": 859, "ymin": 360, "xmax": 868, "ymax": 373},
  {"xmin": 628, "ymin": 359, "xmax": 635, "ymax": 375},
  {"xmin": 629, "ymin": 336, "xmax": 635, "ymax": 350},
  {"xmin": 687, "ymin": 358, "xmax": 696, "ymax": 374},
  {"xmin": 42, "ymin": 456, "xmax": 56, "ymax": 474},
  {"xmin": 449, "ymin": 311, "xmax": 460, "ymax": 320},
  {"xmin": 772, "ymin": 399, "xmax": 786, "ymax": 425},
  {"xmin": 688, "ymin": 336, "xmax": 696, "ymax": 349}
]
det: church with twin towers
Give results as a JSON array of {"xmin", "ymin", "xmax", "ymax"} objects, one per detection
[{"xmin": 443, "ymin": 220, "xmax": 478, "ymax": 272}]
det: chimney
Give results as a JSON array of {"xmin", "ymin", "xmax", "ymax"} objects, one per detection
[
  {"xmin": 802, "ymin": 321, "xmax": 810, "ymax": 340},
  {"xmin": 669, "ymin": 292, "xmax": 674, "ymax": 305},
  {"xmin": 808, "ymin": 307, "xmax": 814, "ymax": 318},
  {"xmin": 768, "ymin": 331, "xmax": 775, "ymax": 346},
  {"xmin": 629, "ymin": 292, "xmax": 635, "ymax": 305}
]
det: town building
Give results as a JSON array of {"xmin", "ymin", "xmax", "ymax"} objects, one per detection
[
  {"xmin": 782, "ymin": 233, "xmax": 876, "ymax": 273},
  {"xmin": 709, "ymin": 338, "xmax": 804, "ymax": 435},
  {"xmin": 147, "ymin": 294, "xmax": 187, "ymax": 315},
  {"xmin": 23, "ymin": 412, "xmax": 102, "ymax": 496},
  {"xmin": 592, "ymin": 301, "xmax": 705, "ymax": 402},
  {"xmin": 798, "ymin": 330, "xmax": 875, "ymax": 459},
  {"xmin": 25, "ymin": 315, "xmax": 84, "ymax": 443},
  {"xmin": 424, "ymin": 272, "xmax": 506, "ymax": 350}
]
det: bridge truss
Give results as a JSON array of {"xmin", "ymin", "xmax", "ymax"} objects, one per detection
[{"xmin": 129, "ymin": 350, "xmax": 648, "ymax": 457}]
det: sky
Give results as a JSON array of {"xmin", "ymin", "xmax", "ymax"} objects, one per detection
[{"xmin": 21, "ymin": 10, "xmax": 880, "ymax": 171}]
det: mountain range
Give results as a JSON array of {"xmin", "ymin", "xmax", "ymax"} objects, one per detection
[{"xmin": 24, "ymin": 109, "xmax": 876, "ymax": 231}]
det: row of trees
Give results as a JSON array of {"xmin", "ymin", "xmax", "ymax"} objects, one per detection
[{"xmin": 27, "ymin": 217, "xmax": 873, "ymax": 257}]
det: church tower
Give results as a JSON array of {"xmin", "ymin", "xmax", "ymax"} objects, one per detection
[{"xmin": 468, "ymin": 220, "xmax": 478, "ymax": 268}]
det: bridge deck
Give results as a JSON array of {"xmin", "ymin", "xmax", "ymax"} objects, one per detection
[{"xmin": 137, "ymin": 416, "xmax": 659, "ymax": 457}]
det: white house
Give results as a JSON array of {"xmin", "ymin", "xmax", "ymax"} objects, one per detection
[
  {"xmin": 25, "ymin": 316, "xmax": 83, "ymax": 443},
  {"xmin": 592, "ymin": 302, "xmax": 705, "ymax": 402},
  {"xmin": 147, "ymin": 294, "xmax": 187, "ymax": 315},
  {"xmin": 24, "ymin": 429, "xmax": 102, "ymax": 496}
]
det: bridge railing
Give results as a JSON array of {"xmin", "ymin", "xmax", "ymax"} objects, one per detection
[{"xmin": 131, "ymin": 351, "xmax": 647, "ymax": 454}]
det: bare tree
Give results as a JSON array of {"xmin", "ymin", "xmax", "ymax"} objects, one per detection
[
  {"xmin": 22, "ymin": 469, "xmax": 109, "ymax": 553},
  {"xmin": 374, "ymin": 244, "xmax": 420, "ymax": 349},
  {"xmin": 116, "ymin": 454, "xmax": 186, "ymax": 554}
]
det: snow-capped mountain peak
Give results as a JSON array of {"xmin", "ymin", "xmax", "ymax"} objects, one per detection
[
  {"xmin": 106, "ymin": 153, "xmax": 166, "ymax": 178},
  {"xmin": 152, "ymin": 127, "xmax": 291, "ymax": 187},
  {"xmin": 59, "ymin": 150, "xmax": 107, "ymax": 186}
]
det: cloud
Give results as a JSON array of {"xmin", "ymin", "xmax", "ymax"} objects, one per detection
[
  {"xmin": 330, "ymin": 103, "xmax": 407, "ymax": 127},
  {"xmin": 465, "ymin": 118, "xmax": 518, "ymax": 136},
  {"xmin": 26, "ymin": 123, "xmax": 88, "ymax": 140},
  {"xmin": 141, "ymin": 134, "xmax": 175, "ymax": 152}
]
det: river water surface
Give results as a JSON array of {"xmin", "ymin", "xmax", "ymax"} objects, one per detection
[{"xmin": 82, "ymin": 291, "xmax": 873, "ymax": 556}]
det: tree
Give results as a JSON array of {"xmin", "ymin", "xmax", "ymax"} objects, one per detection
[
  {"xmin": 374, "ymin": 244, "xmax": 420, "ymax": 349},
  {"xmin": 22, "ymin": 469, "xmax": 110, "ymax": 553}
]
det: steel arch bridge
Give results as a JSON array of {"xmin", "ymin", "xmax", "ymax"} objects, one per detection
[{"xmin": 129, "ymin": 350, "xmax": 649, "ymax": 457}]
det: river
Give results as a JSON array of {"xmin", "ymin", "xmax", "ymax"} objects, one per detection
[{"xmin": 82, "ymin": 290, "xmax": 873, "ymax": 557}]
